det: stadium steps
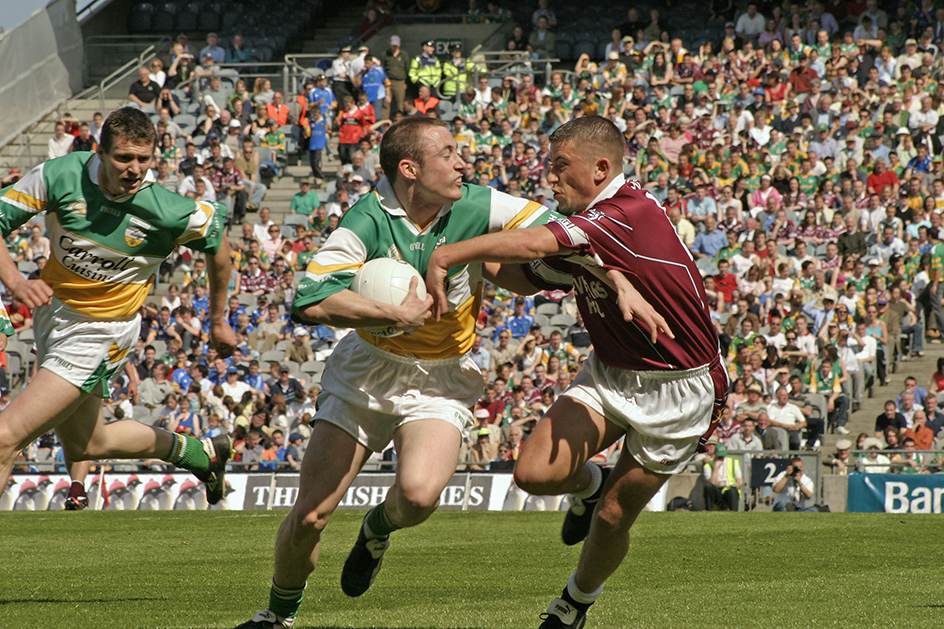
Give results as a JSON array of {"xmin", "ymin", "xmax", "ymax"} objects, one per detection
[
  {"xmin": 300, "ymin": 6, "xmax": 367, "ymax": 55},
  {"xmin": 819, "ymin": 350, "xmax": 938, "ymax": 455}
]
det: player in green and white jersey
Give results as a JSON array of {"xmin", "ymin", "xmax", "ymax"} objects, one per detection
[
  {"xmin": 0, "ymin": 108, "xmax": 237, "ymax": 505},
  {"xmin": 235, "ymin": 117, "xmax": 554, "ymax": 629}
]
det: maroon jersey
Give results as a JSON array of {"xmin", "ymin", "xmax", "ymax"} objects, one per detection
[{"xmin": 528, "ymin": 179, "xmax": 720, "ymax": 372}]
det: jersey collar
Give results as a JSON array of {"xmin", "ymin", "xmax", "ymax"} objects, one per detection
[
  {"xmin": 87, "ymin": 154, "xmax": 156, "ymax": 202},
  {"xmin": 587, "ymin": 174, "xmax": 625, "ymax": 209},
  {"xmin": 373, "ymin": 177, "xmax": 453, "ymax": 222}
]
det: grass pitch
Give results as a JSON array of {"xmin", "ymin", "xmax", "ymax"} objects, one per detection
[{"xmin": 0, "ymin": 510, "xmax": 940, "ymax": 629}]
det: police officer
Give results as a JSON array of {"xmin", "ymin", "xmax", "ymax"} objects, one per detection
[
  {"xmin": 409, "ymin": 39, "xmax": 443, "ymax": 93},
  {"xmin": 441, "ymin": 43, "xmax": 479, "ymax": 100}
]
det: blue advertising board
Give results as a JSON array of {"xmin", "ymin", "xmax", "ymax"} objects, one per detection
[{"xmin": 847, "ymin": 473, "xmax": 944, "ymax": 513}]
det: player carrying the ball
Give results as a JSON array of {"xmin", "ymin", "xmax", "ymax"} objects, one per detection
[
  {"xmin": 426, "ymin": 116, "xmax": 729, "ymax": 628},
  {"xmin": 236, "ymin": 116, "xmax": 582, "ymax": 628}
]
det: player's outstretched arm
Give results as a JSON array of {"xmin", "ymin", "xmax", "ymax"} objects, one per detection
[
  {"xmin": 426, "ymin": 225, "xmax": 562, "ymax": 319},
  {"xmin": 0, "ymin": 238, "xmax": 52, "ymax": 309},
  {"xmin": 298, "ymin": 277, "xmax": 432, "ymax": 336},
  {"xmin": 206, "ymin": 239, "xmax": 238, "ymax": 358}
]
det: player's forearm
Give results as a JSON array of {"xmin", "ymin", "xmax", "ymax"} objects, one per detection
[
  {"xmin": 206, "ymin": 240, "xmax": 234, "ymax": 324},
  {"xmin": 433, "ymin": 226, "xmax": 564, "ymax": 270},
  {"xmin": 298, "ymin": 289, "xmax": 414, "ymax": 329},
  {"xmin": 0, "ymin": 241, "xmax": 23, "ymax": 291}
]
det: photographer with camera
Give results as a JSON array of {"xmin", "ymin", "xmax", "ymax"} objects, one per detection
[{"xmin": 771, "ymin": 457, "xmax": 816, "ymax": 511}]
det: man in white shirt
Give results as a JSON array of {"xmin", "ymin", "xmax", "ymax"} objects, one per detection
[
  {"xmin": 771, "ymin": 457, "xmax": 816, "ymax": 511},
  {"xmin": 727, "ymin": 417, "xmax": 764, "ymax": 452},
  {"xmin": 735, "ymin": 3, "xmax": 766, "ymax": 42},
  {"xmin": 793, "ymin": 315, "xmax": 818, "ymax": 359},
  {"xmin": 766, "ymin": 386, "xmax": 807, "ymax": 450},
  {"xmin": 221, "ymin": 366, "xmax": 252, "ymax": 401},
  {"xmin": 851, "ymin": 321, "xmax": 877, "ymax": 390},
  {"xmin": 764, "ymin": 314, "xmax": 787, "ymax": 350},
  {"xmin": 177, "ymin": 164, "xmax": 216, "ymax": 201},
  {"xmin": 47, "ymin": 122, "xmax": 74, "ymax": 159},
  {"xmin": 252, "ymin": 206, "xmax": 276, "ymax": 243}
]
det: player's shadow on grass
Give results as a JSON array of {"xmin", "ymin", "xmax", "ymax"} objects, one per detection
[
  {"xmin": 295, "ymin": 626, "xmax": 489, "ymax": 629},
  {"xmin": 0, "ymin": 597, "xmax": 161, "ymax": 605}
]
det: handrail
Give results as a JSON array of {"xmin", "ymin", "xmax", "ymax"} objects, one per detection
[{"xmin": 76, "ymin": 45, "xmax": 159, "ymax": 113}]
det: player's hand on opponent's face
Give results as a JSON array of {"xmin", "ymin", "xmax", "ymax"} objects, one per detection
[
  {"xmin": 397, "ymin": 276, "xmax": 434, "ymax": 336},
  {"xmin": 13, "ymin": 279, "xmax": 54, "ymax": 310},
  {"xmin": 606, "ymin": 269, "xmax": 675, "ymax": 345},
  {"xmin": 209, "ymin": 321, "xmax": 238, "ymax": 358},
  {"xmin": 424, "ymin": 254, "xmax": 450, "ymax": 322}
]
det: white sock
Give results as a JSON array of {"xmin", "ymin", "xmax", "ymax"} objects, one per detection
[
  {"xmin": 571, "ymin": 462, "xmax": 603, "ymax": 500},
  {"xmin": 567, "ymin": 570, "xmax": 603, "ymax": 605}
]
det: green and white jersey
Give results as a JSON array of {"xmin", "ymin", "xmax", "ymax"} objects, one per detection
[
  {"xmin": 0, "ymin": 152, "xmax": 226, "ymax": 319},
  {"xmin": 0, "ymin": 300, "xmax": 13, "ymax": 336},
  {"xmin": 293, "ymin": 179, "xmax": 553, "ymax": 360}
]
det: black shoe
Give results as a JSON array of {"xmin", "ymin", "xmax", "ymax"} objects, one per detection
[
  {"xmin": 232, "ymin": 610, "xmax": 294, "ymax": 628},
  {"xmin": 193, "ymin": 435, "xmax": 232, "ymax": 505},
  {"xmin": 539, "ymin": 598, "xmax": 587, "ymax": 628},
  {"xmin": 340, "ymin": 520, "xmax": 390, "ymax": 597},
  {"xmin": 561, "ymin": 465, "xmax": 611, "ymax": 546},
  {"xmin": 64, "ymin": 495, "xmax": 89, "ymax": 511}
]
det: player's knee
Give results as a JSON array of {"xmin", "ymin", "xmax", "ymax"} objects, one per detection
[
  {"xmin": 395, "ymin": 482, "xmax": 441, "ymax": 517},
  {"xmin": 513, "ymin": 462, "xmax": 564, "ymax": 495}
]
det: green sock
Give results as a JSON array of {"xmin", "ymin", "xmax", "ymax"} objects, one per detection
[
  {"xmin": 163, "ymin": 433, "xmax": 210, "ymax": 474},
  {"xmin": 268, "ymin": 579, "xmax": 305, "ymax": 620},
  {"xmin": 364, "ymin": 503, "xmax": 400, "ymax": 539}
]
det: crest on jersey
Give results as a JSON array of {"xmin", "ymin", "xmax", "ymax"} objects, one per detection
[
  {"xmin": 124, "ymin": 216, "xmax": 151, "ymax": 247},
  {"xmin": 386, "ymin": 244, "xmax": 402, "ymax": 259},
  {"xmin": 67, "ymin": 199, "xmax": 87, "ymax": 216}
]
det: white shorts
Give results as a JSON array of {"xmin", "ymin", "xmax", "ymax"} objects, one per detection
[
  {"xmin": 314, "ymin": 333, "xmax": 482, "ymax": 452},
  {"xmin": 562, "ymin": 352, "xmax": 724, "ymax": 474},
  {"xmin": 33, "ymin": 297, "xmax": 140, "ymax": 399}
]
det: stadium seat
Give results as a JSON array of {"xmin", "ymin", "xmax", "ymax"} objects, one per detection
[
  {"xmin": 197, "ymin": 4, "xmax": 222, "ymax": 32},
  {"xmin": 152, "ymin": 3, "xmax": 177, "ymax": 31},
  {"xmin": 16, "ymin": 329, "xmax": 34, "ymax": 343},
  {"xmin": 280, "ymin": 225, "xmax": 296, "ymax": 238},
  {"xmin": 17, "ymin": 261, "xmax": 37, "ymax": 275},
  {"xmin": 175, "ymin": 6, "xmax": 197, "ymax": 30},
  {"xmin": 542, "ymin": 326, "xmax": 562, "ymax": 338},
  {"xmin": 128, "ymin": 3, "xmax": 155, "ymax": 32},
  {"xmin": 536, "ymin": 302, "xmax": 561, "ymax": 316},
  {"xmin": 551, "ymin": 314, "xmax": 576, "ymax": 328},
  {"xmin": 237, "ymin": 294, "xmax": 255, "ymax": 308},
  {"xmin": 480, "ymin": 326, "xmax": 495, "ymax": 339},
  {"xmin": 261, "ymin": 349, "xmax": 283, "ymax": 364},
  {"xmin": 133, "ymin": 405, "xmax": 155, "ymax": 425},
  {"xmin": 283, "ymin": 215, "xmax": 309, "ymax": 227},
  {"xmin": 533, "ymin": 313, "xmax": 550, "ymax": 328},
  {"xmin": 300, "ymin": 360, "xmax": 325, "ymax": 379},
  {"xmin": 151, "ymin": 340, "xmax": 167, "ymax": 356}
]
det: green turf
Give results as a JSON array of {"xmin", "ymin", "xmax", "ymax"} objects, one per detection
[{"xmin": 0, "ymin": 510, "xmax": 940, "ymax": 628}]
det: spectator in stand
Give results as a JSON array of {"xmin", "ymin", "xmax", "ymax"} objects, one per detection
[
  {"xmin": 47, "ymin": 122, "xmax": 73, "ymax": 160},
  {"xmin": 506, "ymin": 297, "xmax": 534, "ymax": 338},
  {"xmin": 381, "ymin": 36, "xmax": 410, "ymax": 117},
  {"xmin": 528, "ymin": 16, "xmax": 556, "ymax": 60},
  {"xmin": 129, "ymin": 66, "xmax": 160, "ymax": 108},
  {"xmin": 284, "ymin": 328, "xmax": 314, "ymax": 365}
]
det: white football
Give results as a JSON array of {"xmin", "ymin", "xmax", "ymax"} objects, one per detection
[{"xmin": 352, "ymin": 257, "xmax": 427, "ymax": 337}]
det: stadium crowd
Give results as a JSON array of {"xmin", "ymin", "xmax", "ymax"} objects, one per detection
[{"xmin": 4, "ymin": 0, "xmax": 944, "ymax": 485}]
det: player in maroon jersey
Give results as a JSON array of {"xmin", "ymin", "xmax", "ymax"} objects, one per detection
[{"xmin": 426, "ymin": 116, "xmax": 728, "ymax": 629}]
